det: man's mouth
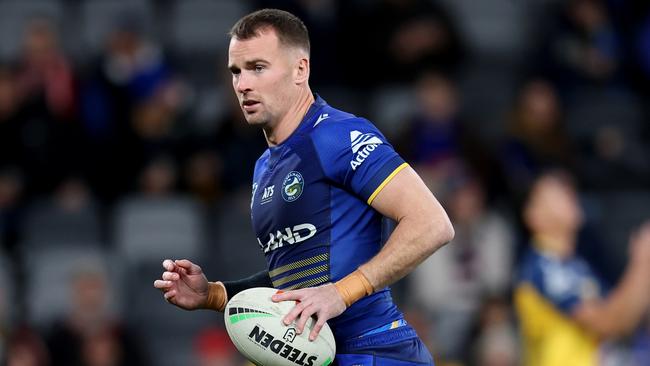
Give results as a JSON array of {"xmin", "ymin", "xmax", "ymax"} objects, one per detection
[{"xmin": 242, "ymin": 100, "xmax": 260, "ymax": 111}]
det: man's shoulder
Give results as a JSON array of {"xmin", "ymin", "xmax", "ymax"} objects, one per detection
[
  {"xmin": 308, "ymin": 106, "xmax": 380, "ymax": 145},
  {"xmin": 311, "ymin": 105, "xmax": 363, "ymax": 129}
]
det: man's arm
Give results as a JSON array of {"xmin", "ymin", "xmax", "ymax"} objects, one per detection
[
  {"xmin": 273, "ymin": 166, "xmax": 454, "ymax": 339},
  {"xmin": 573, "ymin": 223, "xmax": 650, "ymax": 338},
  {"xmin": 359, "ymin": 166, "xmax": 454, "ymax": 289},
  {"xmin": 154, "ymin": 259, "xmax": 271, "ymax": 312}
]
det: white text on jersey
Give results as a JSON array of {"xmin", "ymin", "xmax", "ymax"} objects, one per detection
[
  {"xmin": 350, "ymin": 130, "xmax": 383, "ymax": 170},
  {"xmin": 261, "ymin": 185, "xmax": 275, "ymax": 204},
  {"xmin": 257, "ymin": 223, "xmax": 317, "ymax": 253}
]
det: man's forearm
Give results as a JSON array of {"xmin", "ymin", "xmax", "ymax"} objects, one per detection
[
  {"xmin": 359, "ymin": 213, "xmax": 454, "ymax": 290},
  {"xmin": 222, "ymin": 270, "xmax": 273, "ymax": 298}
]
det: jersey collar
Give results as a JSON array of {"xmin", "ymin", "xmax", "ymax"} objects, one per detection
[{"xmin": 271, "ymin": 93, "xmax": 327, "ymax": 149}]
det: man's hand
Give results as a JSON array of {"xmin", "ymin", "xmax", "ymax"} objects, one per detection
[
  {"xmin": 271, "ymin": 284, "xmax": 346, "ymax": 341},
  {"xmin": 153, "ymin": 259, "xmax": 209, "ymax": 310}
]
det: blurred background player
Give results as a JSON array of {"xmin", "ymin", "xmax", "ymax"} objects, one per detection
[{"xmin": 515, "ymin": 170, "xmax": 650, "ymax": 366}]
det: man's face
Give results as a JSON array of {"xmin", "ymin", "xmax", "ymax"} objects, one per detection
[{"xmin": 228, "ymin": 28, "xmax": 297, "ymax": 127}]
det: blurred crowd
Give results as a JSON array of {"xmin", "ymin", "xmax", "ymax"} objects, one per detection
[{"xmin": 0, "ymin": 0, "xmax": 650, "ymax": 365}]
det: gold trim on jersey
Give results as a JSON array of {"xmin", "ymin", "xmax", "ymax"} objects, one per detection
[
  {"xmin": 272, "ymin": 264, "xmax": 329, "ymax": 287},
  {"xmin": 269, "ymin": 253, "xmax": 330, "ymax": 289},
  {"xmin": 285, "ymin": 275, "xmax": 330, "ymax": 290},
  {"xmin": 367, "ymin": 163, "xmax": 409, "ymax": 205},
  {"xmin": 268, "ymin": 253, "xmax": 329, "ymax": 278}
]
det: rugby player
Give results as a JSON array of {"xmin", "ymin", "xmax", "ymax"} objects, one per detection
[
  {"xmin": 515, "ymin": 171, "xmax": 650, "ymax": 366},
  {"xmin": 154, "ymin": 9, "xmax": 454, "ymax": 365}
]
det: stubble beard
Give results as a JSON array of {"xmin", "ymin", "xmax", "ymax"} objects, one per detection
[{"xmin": 242, "ymin": 107, "xmax": 274, "ymax": 128}]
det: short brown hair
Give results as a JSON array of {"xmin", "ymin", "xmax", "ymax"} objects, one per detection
[{"xmin": 228, "ymin": 8, "xmax": 310, "ymax": 55}]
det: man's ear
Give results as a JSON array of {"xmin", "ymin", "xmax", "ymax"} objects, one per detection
[{"xmin": 295, "ymin": 57, "xmax": 310, "ymax": 84}]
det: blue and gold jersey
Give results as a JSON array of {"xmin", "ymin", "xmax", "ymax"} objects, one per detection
[
  {"xmin": 514, "ymin": 246, "xmax": 604, "ymax": 366},
  {"xmin": 250, "ymin": 95, "xmax": 407, "ymax": 341}
]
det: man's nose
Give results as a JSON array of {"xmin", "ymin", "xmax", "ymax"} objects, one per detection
[{"xmin": 236, "ymin": 73, "xmax": 252, "ymax": 93}]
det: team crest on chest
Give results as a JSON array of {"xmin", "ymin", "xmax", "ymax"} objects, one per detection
[{"xmin": 281, "ymin": 171, "xmax": 304, "ymax": 202}]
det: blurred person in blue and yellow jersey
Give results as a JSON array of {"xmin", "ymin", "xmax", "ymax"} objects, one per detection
[{"xmin": 514, "ymin": 170, "xmax": 650, "ymax": 366}]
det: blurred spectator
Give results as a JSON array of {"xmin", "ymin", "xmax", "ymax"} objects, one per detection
[
  {"xmin": 80, "ymin": 13, "xmax": 184, "ymax": 201},
  {"xmin": 339, "ymin": 0, "xmax": 464, "ymax": 87},
  {"xmin": 8, "ymin": 16, "xmax": 83, "ymax": 195},
  {"xmin": 138, "ymin": 156, "xmax": 178, "ymax": 197},
  {"xmin": 14, "ymin": 16, "xmax": 76, "ymax": 121},
  {"xmin": 54, "ymin": 178, "xmax": 92, "ymax": 214},
  {"xmin": 183, "ymin": 150, "xmax": 223, "ymax": 206},
  {"xmin": 409, "ymin": 169, "xmax": 514, "ymax": 364},
  {"xmin": 500, "ymin": 79, "xmax": 574, "ymax": 200},
  {"xmin": 395, "ymin": 72, "xmax": 492, "ymax": 198},
  {"xmin": 515, "ymin": 171, "xmax": 650, "ymax": 366},
  {"xmin": 536, "ymin": 0, "xmax": 622, "ymax": 88},
  {"xmin": 0, "ymin": 65, "xmax": 21, "ymax": 169},
  {"xmin": 0, "ymin": 168, "xmax": 24, "ymax": 252},
  {"xmin": 470, "ymin": 298, "xmax": 519, "ymax": 366},
  {"xmin": 6, "ymin": 326, "xmax": 50, "ymax": 366},
  {"xmin": 194, "ymin": 327, "xmax": 240, "ymax": 366},
  {"xmin": 46, "ymin": 269, "xmax": 148, "ymax": 366}
]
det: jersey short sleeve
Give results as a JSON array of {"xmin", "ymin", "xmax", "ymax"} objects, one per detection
[{"xmin": 310, "ymin": 117, "xmax": 407, "ymax": 204}]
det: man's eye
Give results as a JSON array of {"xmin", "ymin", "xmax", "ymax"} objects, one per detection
[{"xmin": 255, "ymin": 65, "xmax": 265, "ymax": 73}]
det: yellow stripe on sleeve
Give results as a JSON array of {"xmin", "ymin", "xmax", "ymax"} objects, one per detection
[{"xmin": 366, "ymin": 163, "xmax": 409, "ymax": 205}]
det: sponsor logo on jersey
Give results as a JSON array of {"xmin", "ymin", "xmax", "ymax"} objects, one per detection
[
  {"xmin": 313, "ymin": 113, "xmax": 329, "ymax": 127},
  {"xmin": 248, "ymin": 325, "xmax": 318, "ymax": 366},
  {"xmin": 261, "ymin": 185, "xmax": 275, "ymax": 205},
  {"xmin": 350, "ymin": 130, "xmax": 383, "ymax": 170},
  {"xmin": 258, "ymin": 223, "xmax": 317, "ymax": 253},
  {"xmin": 282, "ymin": 171, "xmax": 304, "ymax": 202}
]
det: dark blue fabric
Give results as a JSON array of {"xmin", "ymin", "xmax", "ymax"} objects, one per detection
[{"xmin": 335, "ymin": 326, "xmax": 434, "ymax": 365}]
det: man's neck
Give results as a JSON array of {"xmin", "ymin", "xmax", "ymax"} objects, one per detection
[{"xmin": 264, "ymin": 88, "xmax": 315, "ymax": 147}]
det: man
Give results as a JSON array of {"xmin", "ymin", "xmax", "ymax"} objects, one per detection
[
  {"xmin": 515, "ymin": 171, "xmax": 650, "ymax": 366},
  {"xmin": 154, "ymin": 9, "xmax": 454, "ymax": 365}
]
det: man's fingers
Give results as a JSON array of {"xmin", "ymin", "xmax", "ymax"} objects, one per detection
[
  {"xmin": 272, "ymin": 290, "xmax": 302, "ymax": 302},
  {"xmin": 175, "ymin": 259, "xmax": 201, "ymax": 274},
  {"xmin": 309, "ymin": 317, "xmax": 326, "ymax": 341},
  {"xmin": 295, "ymin": 305, "xmax": 316, "ymax": 334},
  {"xmin": 153, "ymin": 280, "xmax": 173, "ymax": 289},
  {"xmin": 162, "ymin": 259, "xmax": 175, "ymax": 271},
  {"xmin": 164, "ymin": 290, "xmax": 176, "ymax": 300},
  {"xmin": 283, "ymin": 300, "xmax": 308, "ymax": 326},
  {"xmin": 162, "ymin": 271, "xmax": 179, "ymax": 281}
]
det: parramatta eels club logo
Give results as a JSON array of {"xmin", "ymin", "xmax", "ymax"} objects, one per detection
[{"xmin": 282, "ymin": 171, "xmax": 304, "ymax": 202}]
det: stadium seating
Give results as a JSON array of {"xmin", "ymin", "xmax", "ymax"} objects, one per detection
[
  {"xmin": 21, "ymin": 199, "xmax": 102, "ymax": 247},
  {"xmin": 22, "ymin": 244, "xmax": 117, "ymax": 327}
]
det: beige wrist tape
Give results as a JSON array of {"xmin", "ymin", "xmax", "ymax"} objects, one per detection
[
  {"xmin": 205, "ymin": 281, "xmax": 228, "ymax": 312},
  {"xmin": 334, "ymin": 269, "xmax": 374, "ymax": 307}
]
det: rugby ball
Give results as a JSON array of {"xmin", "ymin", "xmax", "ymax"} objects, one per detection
[{"xmin": 224, "ymin": 287, "xmax": 336, "ymax": 366}]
